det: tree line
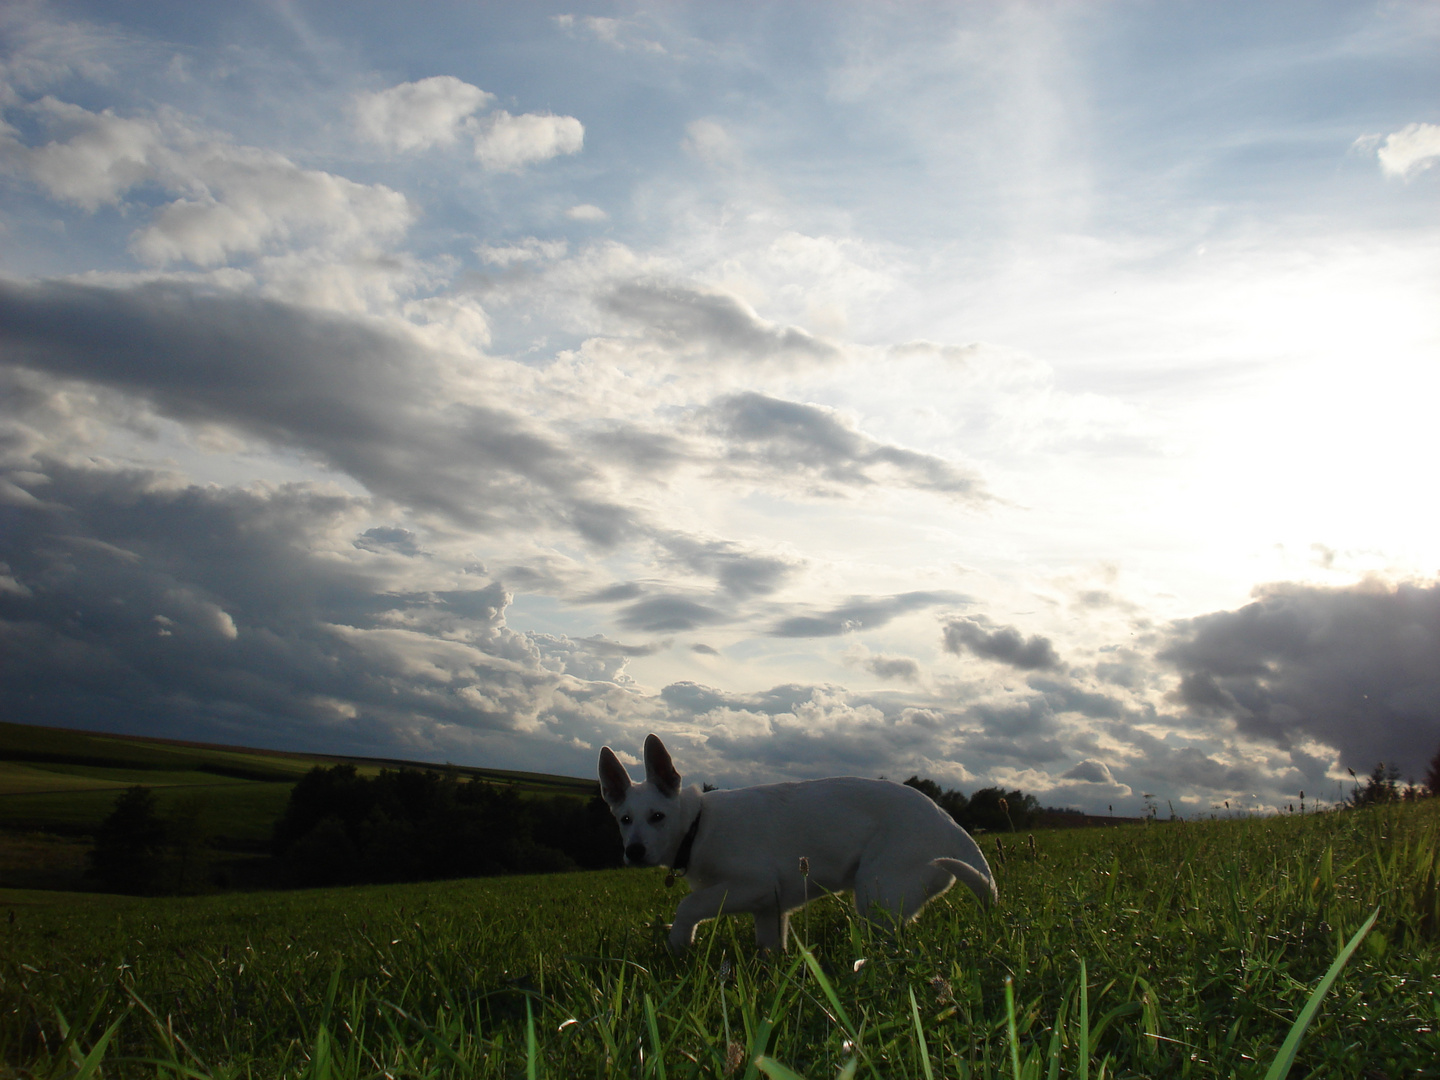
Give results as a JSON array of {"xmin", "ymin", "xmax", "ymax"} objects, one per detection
[
  {"xmin": 268, "ymin": 765, "xmax": 621, "ymax": 887},
  {"xmin": 86, "ymin": 746, "xmax": 1440, "ymax": 894},
  {"xmin": 87, "ymin": 766, "xmax": 623, "ymax": 894},
  {"xmin": 902, "ymin": 775, "xmax": 1043, "ymax": 832},
  {"xmin": 1348, "ymin": 749, "xmax": 1440, "ymax": 807}
]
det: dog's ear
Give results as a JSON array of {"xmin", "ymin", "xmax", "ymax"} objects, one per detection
[
  {"xmin": 643, "ymin": 733, "xmax": 682, "ymax": 797},
  {"xmin": 598, "ymin": 746, "xmax": 632, "ymax": 805}
]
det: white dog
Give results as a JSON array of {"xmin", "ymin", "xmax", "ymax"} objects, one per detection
[{"xmin": 598, "ymin": 734, "xmax": 997, "ymax": 953}]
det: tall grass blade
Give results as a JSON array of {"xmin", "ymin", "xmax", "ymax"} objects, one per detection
[
  {"xmin": 796, "ymin": 941, "xmax": 859, "ymax": 1043},
  {"xmin": 739, "ymin": 1018, "xmax": 774, "ymax": 1080},
  {"xmin": 1044, "ymin": 992, "xmax": 1067, "ymax": 1080},
  {"xmin": 304, "ymin": 1024, "xmax": 331, "ymax": 1080},
  {"xmin": 908, "ymin": 986, "xmax": 934, "ymax": 1080},
  {"xmin": 1261, "ymin": 905, "xmax": 1380, "ymax": 1080},
  {"xmin": 754, "ymin": 1057, "xmax": 808, "ymax": 1080},
  {"xmin": 1078, "ymin": 960, "xmax": 1089, "ymax": 1080},
  {"xmin": 1005, "ymin": 976, "xmax": 1022, "ymax": 1080},
  {"xmin": 1087, "ymin": 1000, "xmax": 1141, "ymax": 1046},
  {"xmin": 643, "ymin": 992, "xmax": 667, "ymax": 1080},
  {"xmin": 527, "ymin": 996, "xmax": 539, "ymax": 1080},
  {"xmin": 69, "ymin": 1010, "xmax": 128, "ymax": 1080},
  {"xmin": 380, "ymin": 1000, "xmax": 469, "ymax": 1069}
]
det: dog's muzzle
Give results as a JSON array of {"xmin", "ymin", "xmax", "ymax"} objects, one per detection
[{"xmin": 625, "ymin": 842, "xmax": 646, "ymax": 865}]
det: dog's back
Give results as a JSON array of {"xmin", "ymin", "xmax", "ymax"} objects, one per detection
[{"xmin": 689, "ymin": 775, "xmax": 995, "ymax": 913}]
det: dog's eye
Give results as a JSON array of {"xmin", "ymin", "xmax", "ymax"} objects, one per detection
[
  {"xmin": 648, "ymin": 811, "xmax": 665, "ymax": 824},
  {"xmin": 620, "ymin": 814, "xmax": 632, "ymax": 825}
]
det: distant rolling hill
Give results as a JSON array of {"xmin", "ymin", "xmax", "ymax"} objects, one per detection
[{"xmin": 0, "ymin": 719, "xmax": 600, "ymax": 890}]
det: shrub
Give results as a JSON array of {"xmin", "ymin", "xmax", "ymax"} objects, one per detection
[{"xmin": 88, "ymin": 786, "xmax": 168, "ymax": 894}]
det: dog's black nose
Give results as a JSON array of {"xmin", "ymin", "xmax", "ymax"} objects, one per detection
[{"xmin": 625, "ymin": 842, "xmax": 646, "ymax": 865}]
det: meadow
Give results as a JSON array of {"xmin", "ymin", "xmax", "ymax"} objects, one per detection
[
  {"xmin": 2, "ymin": 799, "xmax": 1436, "ymax": 1079},
  {"xmin": 0, "ymin": 720, "xmax": 601, "ymax": 892}
]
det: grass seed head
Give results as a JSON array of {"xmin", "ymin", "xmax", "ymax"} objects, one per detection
[{"xmin": 724, "ymin": 1040, "xmax": 745, "ymax": 1076}]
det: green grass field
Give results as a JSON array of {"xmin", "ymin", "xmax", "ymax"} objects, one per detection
[
  {"xmin": 2, "ymin": 800, "xmax": 1435, "ymax": 1079},
  {"xmin": 0, "ymin": 720, "xmax": 604, "ymax": 894}
]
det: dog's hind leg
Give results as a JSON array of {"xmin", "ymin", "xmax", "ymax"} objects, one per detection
[{"xmin": 854, "ymin": 862, "xmax": 955, "ymax": 927}]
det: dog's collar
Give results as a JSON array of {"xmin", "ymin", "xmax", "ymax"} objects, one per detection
[{"xmin": 664, "ymin": 810, "xmax": 702, "ymax": 887}]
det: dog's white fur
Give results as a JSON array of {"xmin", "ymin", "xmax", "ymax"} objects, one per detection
[{"xmin": 598, "ymin": 733, "xmax": 997, "ymax": 953}]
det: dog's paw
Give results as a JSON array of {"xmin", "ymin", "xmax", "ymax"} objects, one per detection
[{"xmin": 666, "ymin": 925, "xmax": 696, "ymax": 955}]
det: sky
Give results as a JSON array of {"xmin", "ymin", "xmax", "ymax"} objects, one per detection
[{"xmin": 2, "ymin": 0, "xmax": 1439, "ymax": 815}]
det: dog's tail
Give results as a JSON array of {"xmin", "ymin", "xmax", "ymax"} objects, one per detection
[{"xmin": 932, "ymin": 857, "xmax": 998, "ymax": 909}]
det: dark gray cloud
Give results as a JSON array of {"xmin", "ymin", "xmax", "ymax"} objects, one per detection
[
  {"xmin": 864, "ymin": 654, "xmax": 921, "ymax": 682},
  {"xmin": 616, "ymin": 595, "xmax": 726, "ymax": 632},
  {"xmin": 708, "ymin": 391, "xmax": 988, "ymax": 500},
  {"xmin": 354, "ymin": 526, "xmax": 427, "ymax": 557},
  {"xmin": 578, "ymin": 582, "xmax": 646, "ymax": 604},
  {"xmin": 943, "ymin": 617, "xmax": 1062, "ymax": 670},
  {"xmin": 603, "ymin": 281, "xmax": 839, "ymax": 365},
  {"xmin": 585, "ymin": 425, "xmax": 690, "ymax": 474},
  {"xmin": 1160, "ymin": 579, "xmax": 1440, "ymax": 780},
  {"xmin": 658, "ymin": 532, "xmax": 798, "ymax": 597},
  {"xmin": 0, "ymin": 278, "xmax": 623, "ymax": 537},
  {"xmin": 1026, "ymin": 676, "xmax": 1126, "ymax": 719},
  {"xmin": 0, "ymin": 459, "xmax": 650, "ymax": 760},
  {"xmin": 1062, "ymin": 759, "xmax": 1115, "ymax": 784},
  {"xmin": 772, "ymin": 590, "xmax": 965, "ymax": 637}
]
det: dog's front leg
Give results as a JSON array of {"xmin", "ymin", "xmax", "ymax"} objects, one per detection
[
  {"xmin": 753, "ymin": 907, "xmax": 788, "ymax": 952},
  {"xmin": 669, "ymin": 886, "xmax": 731, "ymax": 954}
]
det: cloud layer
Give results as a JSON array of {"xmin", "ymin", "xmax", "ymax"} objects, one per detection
[
  {"xmin": 1, "ymin": 3, "xmax": 1436, "ymax": 813},
  {"xmin": 1162, "ymin": 580, "xmax": 1440, "ymax": 782}
]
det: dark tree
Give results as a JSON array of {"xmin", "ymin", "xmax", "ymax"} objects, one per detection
[
  {"xmin": 903, "ymin": 775, "xmax": 1038, "ymax": 832},
  {"xmin": 904, "ymin": 776, "xmax": 970, "ymax": 825},
  {"xmin": 965, "ymin": 786, "xmax": 1040, "ymax": 832},
  {"xmin": 1350, "ymin": 762, "xmax": 1401, "ymax": 807},
  {"xmin": 164, "ymin": 793, "xmax": 214, "ymax": 894},
  {"xmin": 271, "ymin": 765, "xmax": 621, "ymax": 886},
  {"xmin": 89, "ymin": 785, "xmax": 168, "ymax": 894}
]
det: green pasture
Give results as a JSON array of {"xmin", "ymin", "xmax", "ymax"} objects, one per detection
[
  {"xmin": 0, "ymin": 721, "xmax": 599, "ymax": 846},
  {"xmin": 2, "ymin": 800, "xmax": 1436, "ymax": 1079},
  {"xmin": 0, "ymin": 783, "xmax": 297, "ymax": 847},
  {"xmin": 0, "ymin": 724, "xmax": 312, "ymax": 783}
]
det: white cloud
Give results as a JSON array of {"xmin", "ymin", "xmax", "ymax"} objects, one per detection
[
  {"xmin": 8, "ymin": 97, "xmax": 414, "ymax": 268},
  {"xmin": 566, "ymin": 203, "xmax": 608, "ymax": 222},
  {"xmin": 1376, "ymin": 122, "xmax": 1440, "ymax": 179},
  {"xmin": 472, "ymin": 110, "xmax": 584, "ymax": 171},
  {"xmin": 22, "ymin": 97, "xmax": 161, "ymax": 210},
  {"xmin": 354, "ymin": 76, "xmax": 494, "ymax": 152},
  {"xmin": 476, "ymin": 237, "xmax": 569, "ymax": 265},
  {"xmin": 132, "ymin": 145, "xmax": 412, "ymax": 266},
  {"xmin": 683, "ymin": 118, "xmax": 739, "ymax": 166},
  {"xmin": 404, "ymin": 294, "xmax": 493, "ymax": 352},
  {"xmin": 552, "ymin": 14, "xmax": 667, "ymax": 54}
]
